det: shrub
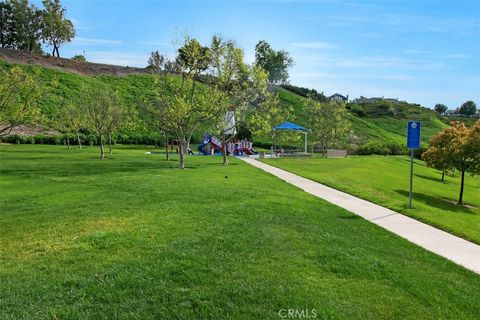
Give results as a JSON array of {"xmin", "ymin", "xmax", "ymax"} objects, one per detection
[
  {"xmin": 350, "ymin": 104, "xmax": 366, "ymax": 117},
  {"xmin": 386, "ymin": 142, "xmax": 407, "ymax": 155},
  {"xmin": 356, "ymin": 142, "xmax": 390, "ymax": 155}
]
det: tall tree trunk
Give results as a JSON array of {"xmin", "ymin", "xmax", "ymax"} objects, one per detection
[
  {"xmin": 458, "ymin": 169, "xmax": 465, "ymax": 205},
  {"xmin": 441, "ymin": 170, "xmax": 445, "ymax": 182},
  {"xmin": 178, "ymin": 139, "xmax": 186, "ymax": 169},
  {"xmin": 99, "ymin": 134, "xmax": 105, "ymax": 159},
  {"xmin": 165, "ymin": 140, "xmax": 170, "ymax": 161},
  {"xmin": 222, "ymin": 130, "xmax": 228, "ymax": 166},
  {"xmin": 108, "ymin": 133, "xmax": 113, "ymax": 155},
  {"xmin": 76, "ymin": 132, "xmax": 82, "ymax": 149}
]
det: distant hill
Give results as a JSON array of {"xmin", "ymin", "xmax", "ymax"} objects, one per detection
[
  {"xmin": 276, "ymin": 86, "xmax": 451, "ymax": 148},
  {"xmin": 1, "ymin": 49, "xmax": 474, "ymax": 152}
]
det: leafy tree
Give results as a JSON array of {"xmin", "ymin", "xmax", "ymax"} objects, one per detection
[
  {"xmin": 434, "ymin": 103, "xmax": 448, "ymax": 115},
  {"xmin": 246, "ymin": 92, "xmax": 291, "ymax": 146},
  {"xmin": 0, "ymin": 1, "xmax": 15, "ymax": 48},
  {"xmin": 458, "ymin": 100, "xmax": 477, "ymax": 116},
  {"xmin": 84, "ymin": 86, "xmax": 120, "ymax": 159},
  {"xmin": 1, "ymin": 0, "xmax": 43, "ymax": 53},
  {"xmin": 42, "ymin": 0, "xmax": 75, "ymax": 57},
  {"xmin": 147, "ymin": 50, "xmax": 165, "ymax": 72},
  {"xmin": 207, "ymin": 36, "xmax": 269, "ymax": 165},
  {"xmin": 305, "ymin": 99, "xmax": 351, "ymax": 149},
  {"xmin": 152, "ymin": 76, "xmax": 227, "ymax": 169},
  {"xmin": 55, "ymin": 98, "xmax": 87, "ymax": 148},
  {"xmin": 254, "ymin": 40, "xmax": 293, "ymax": 84},
  {"xmin": 146, "ymin": 37, "xmax": 227, "ymax": 169},
  {"xmin": 0, "ymin": 66, "xmax": 42, "ymax": 136},
  {"xmin": 422, "ymin": 121, "xmax": 480, "ymax": 205}
]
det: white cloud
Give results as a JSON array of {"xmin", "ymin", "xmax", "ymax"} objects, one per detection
[
  {"xmin": 73, "ymin": 37, "xmax": 123, "ymax": 46},
  {"xmin": 291, "ymin": 41, "xmax": 338, "ymax": 49},
  {"xmin": 85, "ymin": 51, "xmax": 148, "ymax": 67},
  {"xmin": 290, "ymin": 72, "xmax": 417, "ymax": 81}
]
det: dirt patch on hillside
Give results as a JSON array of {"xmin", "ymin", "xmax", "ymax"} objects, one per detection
[
  {"xmin": 0, "ymin": 125, "xmax": 58, "ymax": 136},
  {"xmin": 0, "ymin": 48, "xmax": 152, "ymax": 77}
]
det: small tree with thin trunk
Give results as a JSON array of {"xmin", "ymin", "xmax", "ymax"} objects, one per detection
[
  {"xmin": 423, "ymin": 121, "xmax": 480, "ymax": 205},
  {"xmin": 208, "ymin": 36, "xmax": 270, "ymax": 165},
  {"xmin": 55, "ymin": 98, "xmax": 87, "ymax": 148},
  {"xmin": 305, "ymin": 98, "xmax": 351, "ymax": 149},
  {"xmin": 147, "ymin": 51, "xmax": 165, "ymax": 73},
  {"xmin": 85, "ymin": 86, "xmax": 120, "ymax": 159},
  {"xmin": 105, "ymin": 101, "xmax": 126, "ymax": 155},
  {"xmin": 152, "ymin": 75, "xmax": 227, "ymax": 169}
]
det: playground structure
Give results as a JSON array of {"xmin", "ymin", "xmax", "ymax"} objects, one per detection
[{"xmin": 198, "ymin": 134, "xmax": 256, "ymax": 156}]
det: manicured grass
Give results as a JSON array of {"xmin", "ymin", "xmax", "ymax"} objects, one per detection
[
  {"xmin": 262, "ymin": 156, "xmax": 480, "ymax": 244},
  {"xmin": 1, "ymin": 145, "xmax": 480, "ymax": 319}
]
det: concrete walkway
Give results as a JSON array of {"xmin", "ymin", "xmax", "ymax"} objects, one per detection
[{"xmin": 240, "ymin": 157, "xmax": 480, "ymax": 274}]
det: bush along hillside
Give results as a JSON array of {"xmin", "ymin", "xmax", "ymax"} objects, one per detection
[{"xmin": 0, "ymin": 59, "xmax": 457, "ymax": 154}]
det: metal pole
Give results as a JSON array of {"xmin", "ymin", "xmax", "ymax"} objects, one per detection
[
  {"xmin": 409, "ymin": 149, "xmax": 414, "ymax": 209},
  {"xmin": 304, "ymin": 131, "xmax": 307, "ymax": 153}
]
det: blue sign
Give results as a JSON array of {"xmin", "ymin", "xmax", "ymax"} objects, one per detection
[{"xmin": 407, "ymin": 121, "xmax": 421, "ymax": 149}]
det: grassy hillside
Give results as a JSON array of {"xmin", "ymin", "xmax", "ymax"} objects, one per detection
[
  {"xmin": 277, "ymin": 87, "xmax": 449, "ymax": 149},
  {"xmin": 1, "ymin": 59, "xmax": 458, "ymax": 150}
]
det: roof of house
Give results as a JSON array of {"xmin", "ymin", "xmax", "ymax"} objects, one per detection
[{"xmin": 329, "ymin": 93, "xmax": 347, "ymax": 99}]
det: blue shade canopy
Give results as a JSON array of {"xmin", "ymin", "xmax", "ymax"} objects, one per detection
[{"xmin": 273, "ymin": 122, "xmax": 307, "ymax": 131}]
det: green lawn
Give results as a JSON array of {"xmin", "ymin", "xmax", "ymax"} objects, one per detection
[
  {"xmin": 1, "ymin": 145, "xmax": 480, "ymax": 319},
  {"xmin": 262, "ymin": 156, "xmax": 480, "ymax": 244}
]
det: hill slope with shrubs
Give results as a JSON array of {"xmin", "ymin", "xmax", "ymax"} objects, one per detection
[
  {"xmin": 0, "ymin": 59, "xmax": 459, "ymax": 154},
  {"xmin": 276, "ymin": 86, "xmax": 450, "ymax": 154}
]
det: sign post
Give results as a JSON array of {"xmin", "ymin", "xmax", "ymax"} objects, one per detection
[{"xmin": 407, "ymin": 121, "xmax": 421, "ymax": 209}]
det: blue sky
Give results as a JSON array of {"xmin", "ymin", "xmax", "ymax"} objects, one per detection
[{"xmin": 32, "ymin": 0, "xmax": 480, "ymax": 108}]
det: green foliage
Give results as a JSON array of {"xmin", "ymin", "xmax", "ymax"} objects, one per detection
[
  {"xmin": 305, "ymin": 99, "xmax": 351, "ymax": 149},
  {"xmin": 71, "ymin": 54, "xmax": 86, "ymax": 62},
  {"xmin": 349, "ymin": 103, "xmax": 366, "ymax": 117},
  {"xmin": 147, "ymin": 50, "xmax": 165, "ymax": 72},
  {"xmin": 280, "ymin": 84, "xmax": 328, "ymax": 102},
  {"xmin": 0, "ymin": 0, "xmax": 43, "ymax": 53},
  {"xmin": 356, "ymin": 142, "xmax": 391, "ymax": 155},
  {"xmin": 0, "ymin": 66, "xmax": 43, "ymax": 136},
  {"xmin": 434, "ymin": 103, "xmax": 448, "ymax": 114},
  {"xmin": 254, "ymin": 40, "xmax": 293, "ymax": 84},
  {"xmin": 459, "ymin": 100, "xmax": 477, "ymax": 115}
]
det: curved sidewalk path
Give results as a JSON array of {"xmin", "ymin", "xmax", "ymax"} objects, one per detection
[{"xmin": 240, "ymin": 157, "xmax": 480, "ymax": 274}]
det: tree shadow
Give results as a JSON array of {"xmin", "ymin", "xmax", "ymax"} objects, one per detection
[
  {"xmin": 414, "ymin": 173, "xmax": 448, "ymax": 184},
  {"xmin": 394, "ymin": 189, "xmax": 477, "ymax": 214}
]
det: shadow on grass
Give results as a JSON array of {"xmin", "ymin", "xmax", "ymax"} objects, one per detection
[
  {"xmin": 414, "ymin": 173, "xmax": 448, "ymax": 184},
  {"xmin": 394, "ymin": 190, "xmax": 476, "ymax": 214}
]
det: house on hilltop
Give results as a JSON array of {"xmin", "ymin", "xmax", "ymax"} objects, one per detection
[{"xmin": 329, "ymin": 93, "xmax": 348, "ymax": 103}]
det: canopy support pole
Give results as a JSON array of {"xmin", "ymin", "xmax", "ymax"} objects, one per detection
[{"xmin": 304, "ymin": 131, "xmax": 307, "ymax": 153}]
